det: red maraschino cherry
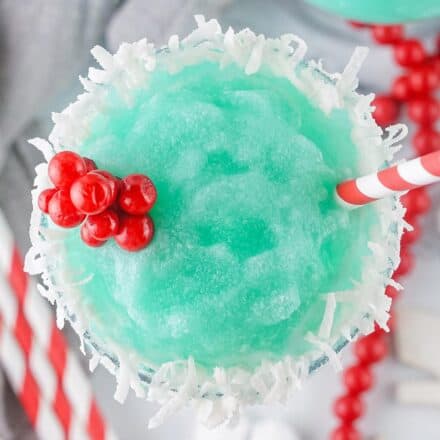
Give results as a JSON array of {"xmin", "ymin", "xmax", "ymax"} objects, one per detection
[
  {"xmin": 80, "ymin": 223, "xmax": 107, "ymax": 247},
  {"xmin": 48, "ymin": 151, "xmax": 87, "ymax": 189},
  {"xmin": 38, "ymin": 188, "xmax": 58, "ymax": 214},
  {"xmin": 48, "ymin": 190, "xmax": 85, "ymax": 228},
  {"xmin": 84, "ymin": 157, "xmax": 97, "ymax": 172},
  {"xmin": 84, "ymin": 209, "xmax": 120, "ymax": 241},
  {"xmin": 91, "ymin": 170, "xmax": 120, "ymax": 203},
  {"xmin": 118, "ymin": 174, "xmax": 157, "ymax": 215},
  {"xmin": 115, "ymin": 214, "xmax": 154, "ymax": 251},
  {"xmin": 40, "ymin": 151, "xmax": 156, "ymax": 251},
  {"xmin": 70, "ymin": 172, "xmax": 117, "ymax": 215}
]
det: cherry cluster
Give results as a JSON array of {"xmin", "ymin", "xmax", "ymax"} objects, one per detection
[
  {"xmin": 38, "ymin": 151, "xmax": 156, "ymax": 252},
  {"xmin": 331, "ymin": 24, "xmax": 439, "ymax": 440}
]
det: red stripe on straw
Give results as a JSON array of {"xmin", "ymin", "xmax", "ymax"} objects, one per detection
[
  {"xmin": 336, "ymin": 151, "xmax": 440, "ymax": 207},
  {"xmin": 336, "ymin": 179, "xmax": 376, "ymax": 205},
  {"xmin": 0, "ymin": 216, "xmax": 115, "ymax": 440},
  {"xmin": 19, "ymin": 368, "xmax": 40, "ymax": 426},
  {"xmin": 8, "ymin": 247, "xmax": 28, "ymax": 305},
  {"xmin": 48, "ymin": 324, "xmax": 67, "ymax": 378},
  {"xmin": 88, "ymin": 400, "xmax": 106, "ymax": 440},
  {"xmin": 377, "ymin": 166, "xmax": 417, "ymax": 191},
  {"xmin": 54, "ymin": 383, "xmax": 72, "ymax": 434},
  {"xmin": 421, "ymin": 151, "xmax": 440, "ymax": 176},
  {"xmin": 14, "ymin": 309, "xmax": 33, "ymax": 357},
  {"xmin": 10, "ymin": 267, "xmax": 72, "ymax": 436}
]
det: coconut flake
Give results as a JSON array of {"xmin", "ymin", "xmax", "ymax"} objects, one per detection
[
  {"xmin": 337, "ymin": 46, "xmax": 369, "ymax": 98},
  {"xmin": 306, "ymin": 333, "xmax": 342, "ymax": 372},
  {"xmin": 319, "ymin": 293, "xmax": 337, "ymax": 339},
  {"xmin": 27, "ymin": 138, "xmax": 54, "ymax": 162}
]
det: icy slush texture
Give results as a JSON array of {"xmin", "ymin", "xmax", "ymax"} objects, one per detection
[{"xmin": 61, "ymin": 62, "xmax": 377, "ymax": 369}]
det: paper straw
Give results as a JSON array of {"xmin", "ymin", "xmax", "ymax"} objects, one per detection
[
  {"xmin": 0, "ymin": 210, "xmax": 116, "ymax": 440},
  {"xmin": 0, "ymin": 273, "xmax": 64, "ymax": 439},
  {"xmin": 336, "ymin": 150, "xmax": 440, "ymax": 207}
]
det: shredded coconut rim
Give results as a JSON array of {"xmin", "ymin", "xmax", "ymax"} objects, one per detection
[{"xmin": 25, "ymin": 17, "xmax": 405, "ymax": 428}]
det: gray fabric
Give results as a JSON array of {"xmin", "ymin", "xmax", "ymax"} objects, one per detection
[
  {"xmin": 0, "ymin": 1, "xmax": 119, "ymax": 438},
  {"xmin": 0, "ymin": 372, "xmax": 12, "ymax": 439},
  {"xmin": 0, "ymin": 0, "xmax": 119, "ymax": 172},
  {"xmin": 107, "ymin": 0, "xmax": 232, "ymax": 49},
  {"xmin": 0, "ymin": 0, "xmax": 437, "ymax": 438}
]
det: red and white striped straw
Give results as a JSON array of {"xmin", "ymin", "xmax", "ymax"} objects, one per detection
[
  {"xmin": 336, "ymin": 150, "xmax": 440, "ymax": 207},
  {"xmin": 0, "ymin": 211, "xmax": 117, "ymax": 440}
]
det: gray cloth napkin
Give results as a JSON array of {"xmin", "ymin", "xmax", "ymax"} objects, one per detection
[{"xmin": 0, "ymin": 1, "xmax": 117, "ymax": 437}]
